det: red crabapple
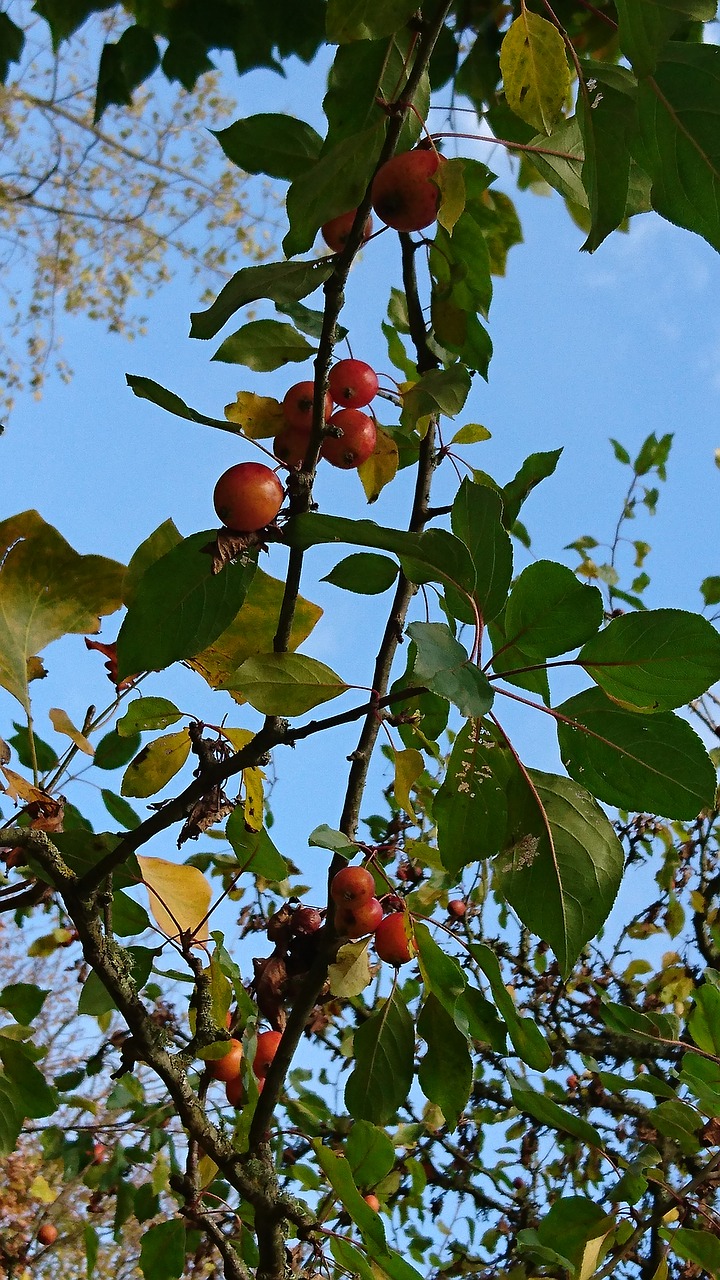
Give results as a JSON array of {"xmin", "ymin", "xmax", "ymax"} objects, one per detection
[
  {"xmin": 282, "ymin": 381, "xmax": 333, "ymax": 431},
  {"xmin": 213, "ymin": 462, "xmax": 284, "ymax": 531},
  {"xmin": 371, "ymin": 148, "xmax": 444, "ymax": 233},
  {"xmin": 321, "ymin": 209, "xmax": 373, "ymax": 252},
  {"xmin": 321, "ymin": 409, "xmax": 377, "ymax": 469},
  {"xmin": 329, "ymin": 359, "xmax": 379, "ymax": 409}
]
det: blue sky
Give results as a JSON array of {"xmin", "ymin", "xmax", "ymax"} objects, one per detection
[{"xmin": 2, "ymin": 45, "xmax": 719, "ymax": 922}]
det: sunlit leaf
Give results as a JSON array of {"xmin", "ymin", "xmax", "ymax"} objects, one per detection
[
  {"xmin": 137, "ymin": 856, "xmax": 212, "ymax": 944},
  {"xmin": 358, "ymin": 426, "xmax": 399, "ymax": 503},
  {"xmin": 49, "ymin": 708, "xmax": 94, "ymax": 756},
  {"xmin": 226, "ymin": 653, "xmax": 348, "ymax": 715},
  {"xmin": 224, "ymin": 391, "xmax": 285, "ymax": 439},
  {"xmin": 500, "ymin": 11, "xmax": 570, "ymax": 135},
  {"xmin": 121, "ymin": 730, "xmax": 192, "ymax": 799}
]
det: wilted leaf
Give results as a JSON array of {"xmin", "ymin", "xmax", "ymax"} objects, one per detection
[
  {"xmin": 328, "ymin": 940, "xmax": 373, "ymax": 998},
  {"xmin": 224, "ymin": 390, "xmax": 285, "ymax": 439},
  {"xmin": 49, "ymin": 708, "xmax": 94, "ymax": 756},
  {"xmin": 358, "ymin": 426, "xmax": 399, "ymax": 503}
]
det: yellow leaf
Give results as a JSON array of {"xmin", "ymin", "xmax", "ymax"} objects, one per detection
[
  {"xmin": 1, "ymin": 766, "xmax": 49, "ymax": 805},
  {"xmin": 358, "ymin": 426, "xmax": 399, "ymax": 503},
  {"xmin": 49, "ymin": 707, "xmax": 94, "ymax": 756},
  {"xmin": 500, "ymin": 11, "xmax": 570, "ymax": 135},
  {"xmin": 394, "ymin": 747, "xmax": 424, "ymax": 821},
  {"xmin": 224, "ymin": 390, "xmax": 285, "ymax": 439},
  {"xmin": 137, "ymin": 855, "xmax": 212, "ymax": 945},
  {"xmin": 28, "ymin": 1176, "xmax": 56, "ymax": 1204},
  {"xmin": 198, "ymin": 1154, "xmax": 219, "ymax": 1189},
  {"xmin": 578, "ymin": 1229, "xmax": 613, "ymax": 1280},
  {"xmin": 328, "ymin": 939, "xmax": 373, "ymax": 998},
  {"xmin": 435, "ymin": 157, "xmax": 466, "ymax": 233},
  {"xmin": 121, "ymin": 729, "xmax": 192, "ymax": 799},
  {"xmin": 243, "ymin": 766, "xmax": 264, "ymax": 832}
]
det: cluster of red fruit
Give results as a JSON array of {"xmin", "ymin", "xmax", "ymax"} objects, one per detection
[
  {"xmin": 331, "ymin": 864, "xmax": 415, "ymax": 965},
  {"xmin": 208, "ymin": 1025, "xmax": 282, "ymax": 1108},
  {"xmin": 212, "ymin": 358, "xmax": 380, "ymax": 535},
  {"xmin": 274, "ymin": 358, "xmax": 379, "ymax": 472},
  {"xmin": 321, "ymin": 144, "xmax": 444, "ymax": 247}
]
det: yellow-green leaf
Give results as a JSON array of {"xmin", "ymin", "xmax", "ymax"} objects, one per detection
[
  {"xmin": 49, "ymin": 708, "xmax": 94, "ymax": 756},
  {"xmin": 451, "ymin": 423, "xmax": 492, "ymax": 445},
  {"xmin": 224, "ymin": 390, "xmax": 285, "ymax": 439},
  {"xmin": 121, "ymin": 729, "xmax": 192, "ymax": 799},
  {"xmin": 242, "ymin": 765, "xmax": 264, "ymax": 832},
  {"xmin": 394, "ymin": 747, "xmax": 424, "ymax": 821},
  {"xmin": 358, "ymin": 426, "xmax": 399, "ymax": 504},
  {"xmin": 227, "ymin": 653, "xmax": 348, "ymax": 715},
  {"xmin": 328, "ymin": 939, "xmax": 373, "ymax": 998},
  {"xmin": 28, "ymin": 1175, "xmax": 56, "ymax": 1204},
  {"xmin": 500, "ymin": 11, "xmax": 570, "ymax": 135},
  {"xmin": 137, "ymin": 855, "xmax": 212, "ymax": 944},
  {"xmin": 436, "ymin": 157, "xmax": 466, "ymax": 233}
]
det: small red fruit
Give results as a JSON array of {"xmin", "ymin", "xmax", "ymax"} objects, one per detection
[
  {"xmin": 91, "ymin": 1141, "xmax": 107, "ymax": 1164},
  {"xmin": 336, "ymin": 896, "xmax": 384, "ymax": 939},
  {"xmin": 213, "ymin": 462, "xmax": 284, "ymax": 532},
  {"xmin": 329, "ymin": 359, "xmax": 379, "ymax": 409},
  {"xmin": 447, "ymin": 899, "xmax": 467, "ymax": 920},
  {"xmin": 37, "ymin": 1224, "xmax": 58, "ymax": 1246},
  {"xmin": 374, "ymin": 912, "xmax": 414, "ymax": 966},
  {"xmin": 225, "ymin": 1074, "xmax": 246, "ymax": 1107},
  {"xmin": 253, "ymin": 1029, "xmax": 282, "ymax": 1079},
  {"xmin": 363, "ymin": 1193, "xmax": 381, "ymax": 1212},
  {"xmin": 371, "ymin": 148, "xmax": 443, "ymax": 233},
  {"xmin": 321, "ymin": 409, "xmax": 377, "ymax": 470},
  {"xmin": 292, "ymin": 906, "xmax": 323, "ymax": 934},
  {"xmin": 321, "ymin": 209, "xmax": 373, "ymax": 253},
  {"xmin": 273, "ymin": 425, "xmax": 311, "ymax": 469},
  {"xmin": 208, "ymin": 1038, "xmax": 243, "ymax": 1083},
  {"xmin": 282, "ymin": 381, "xmax": 333, "ymax": 432},
  {"xmin": 331, "ymin": 865, "xmax": 375, "ymax": 906}
]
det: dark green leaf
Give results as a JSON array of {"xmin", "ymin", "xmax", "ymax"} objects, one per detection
[
  {"xmin": 455, "ymin": 986, "xmax": 507, "ymax": 1053},
  {"xmin": 116, "ymin": 533, "xmax": 258, "ymax": 679},
  {"xmin": 85, "ymin": 1223, "xmax": 99, "ymax": 1279},
  {"xmin": 616, "ymin": 0, "xmax": 715, "ymax": 76},
  {"xmin": 447, "ymin": 480, "xmax": 513, "ymax": 625},
  {"xmin": 93, "ymin": 729, "xmax": 142, "ymax": 770},
  {"xmin": 408, "ymin": 622, "xmax": 494, "ymax": 718},
  {"xmin": 101, "ymin": 789, "xmax": 141, "ymax": 830},
  {"xmin": 124, "ymin": 521, "xmax": 182, "ymax": 608},
  {"xmin": 488, "ymin": 609, "xmax": 551, "ymax": 703},
  {"xmin": 213, "ymin": 113, "xmax": 322, "ymax": 180},
  {"xmin": 495, "ymin": 770, "xmax": 624, "ymax": 977},
  {"xmin": 536, "ymin": 1197, "xmax": 610, "ymax": 1268},
  {"xmin": 662, "ymin": 1227, "xmax": 720, "ymax": 1275},
  {"xmin": 578, "ymin": 608, "xmax": 720, "ymax": 711},
  {"xmin": 139, "ymin": 1220, "xmax": 187, "ymax": 1280},
  {"xmin": 323, "ymin": 35, "xmax": 426, "ymax": 154},
  {"xmin": 601, "ymin": 1000, "xmax": 679, "ymax": 1043},
  {"xmin": 0, "ymin": 13, "xmax": 24, "ymax": 81},
  {"xmin": 417, "ymin": 995, "xmax": 473, "ymax": 1130},
  {"xmin": 95, "ymin": 27, "xmax": 160, "ymax": 121},
  {"xmin": 116, "ymin": 697, "xmax": 182, "ymax": 736},
  {"xmin": 126, "ymin": 376, "xmax": 208, "ymax": 425},
  {"xmin": 688, "ymin": 985, "xmax": 720, "ymax": 1055},
  {"xmin": 8, "ymin": 723, "xmax": 58, "ymax": 773},
  {"xmin": 52, "ymin": 832, "xmax": 140, "ymax": 891},
  {"xmin": 635, "ymin": 43, "xmax": 720, "ymax": 253},
  {"xmin": 509, "ymin": 1072, "xmax": 603, "ymax": 1147},
  {"xmin": 345, "ymin": 1120, "xmax": 396, "ymax": 1188},
  {"xmin": 226, "ymin": 809, "xmax": 289, "ymax": 882},
  {"xmin": 557, "ymin": 688, "xmax": 716, "ymax": 819},
  {"xmin": 112, "ymin": 891, "xmax": 151, "ymax": 937},
  {"xmin": 322, "ymin": 553, "xmax": 399, "ymax": 595},
  {"xmin": 526, "ymin": 118, "xmax": 587, "ymax": 206},
  {"xmin": 435, "ymin": 719, "xmax": 509, "ymax": 874},
  {"xmin": 161, "ymin": 36, "xmax": 214, "ymax": 91},
  {"xmin": 190, "ymin": 259, "xmax": 334, "ymax": 341},
  {"xmin": 505, "ymin": 560, "xmax": 603, "ymax": 657},
  {"xmin": 284, "ymin": 124, "xmax": 385, "ymax": 258},
  {"xmin": 312, "ymin": 1141, "xmax": 387, "ymax": 1250},
  {"xmin": 78, "ymin": 947, "xmax": 155, "ymax": 1016},
  {"xmin": 326, "ymin": 0, "xmax": 421, "ymax": 42},
  {"xmin": 471, "ymin": 944, "xmax": 552, "ymax": 1070},
  {"xmin": 276, "ymin": 299, "xmax": 348, "ymax": 342},
  {"xmin": 414, "ymin": 923, "xmax": 467, "ymax": 1026},
  {"xmin": 212, "ymin": 320, "xmax": 315, "ymax": 370},
  {"xmin": 0, "ymin": 984, "xmax": 48, "ymax": 1024},
  {"xmin": 501, "ymin": 449, "xmax": 563, "ymax": 528},
  {"xmin": 578, "ymin": 67, "xmax": 637, "ymax": 252},
  {"xmin": 345, "ymin": 988, "xmax": 414, "ymax": 1124}
]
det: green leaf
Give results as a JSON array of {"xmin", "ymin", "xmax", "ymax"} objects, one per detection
[
  {"xmin": 578, "ymin": 608, "xmax": 720, "ymax": 712},
  {"xmin": 0, "ymin": 1037, "xmax": 56, "ymax": 1121},
  {"xmin": 93, "ymin": 729, "xmax": 142, "ymax": 771},
  {"xmin": 471, "ymin": 944, "xmax": 552, "ymax": 1070},
  {"xmin": 495, "ymin": 770, "xmax": 624, "ymax": 978},
  {"xmin": 400, "ymin": 366, "xmax": 472, "ymax": 432},
  {"xmin": 124, "ymin": 520, "xmax": 182, "ymax": 608},
  {"xmin": 78, "ymin": 947, "xmax": 155, "ymax": 1016},
  {"xmin": 345, "ymin": 988, "xmax": 415, "ymax": 1124},
  {"xmin": 504, "ymin": 560, "xmax": 604, "ymax": 657},
  {"xmin": 323, "ymin": 34, "xmax": 427, "ymax": 154},
  {"xmin": 0, "ymin": 518, "xmax": 124, "ymax": 712},
  {"xmin": 111, "ymin": 891, "xmax": 151, "ymax": 937},
  {"xmin": 126, "ymin": 376, "xmax": 213, "ymax": 428},
  {"xmin": 190, "ymin": 259, "xmax": 334, "ymax": 341},
  {"xmin": 616, "ymin": 0, "xmax": 716, "ymax": 76},
  {"xmin": 435, "ymin": 719, "xmax": 509, "ymax": 875},
  {"xmin": 500, "ymin": 11, "xmax": 571, "ymax": 135},
  {"xmin": 408, "ymin": 622, "xmax": 494, "ymax": 718},
  {"xmin": 701, "ymin": 575, "xmax": 720, "ymax": 606},
  {"xmin": 212, "ymin": 320, "xmax": 315, "ymax": 370},
  {"xmin": 323, "ymin": 553, "xmax": 399, "ymax": 595},
  {"xmin": 635, "ymin": 43, "xmax": 720, "ymax": 253},
  {"xmin": 121, "ymin": 730, "xmax": 192, "ymax": 799},
  {"xmin": 557, "ymin": 688, "xmax": 717, "ymax": 819},
  {"xmin": 0, "ymin": 13, "xmax": 24, "ymax": 81},
  {"xmin": 536, "ymin": 1197, "xmax": 610, "ymax": 1269},
  {"xmin": 0, "ymin": 984, "xmax": 48, "ymax": 1024},
  {"xmin": 600, "ymin": 1001, "xmax": 679, "ymax": 1044},
  {"xmin": 225, "ymin": 809, "xmax": 289, "ymax": 882},
  {"xmin": 688, "ymin": 985, "xmax": 720, "ymax": 1056},
  {"xmin": 525, "ymin": 118, "xmax": 587, "ymax": 206},
  {"xmin": 213, "ymin": 113, "xmax": 322, "ymax": 180},
  {"xmin": 488, "ymin": 608, "xmax": 551, "ymax": 704},
  {"xmin": 287, "ymin": 514, "xmax": 476, "ymax": 597},
  {"xmin": 508, "ymin": 1072, "xmax": 603, "ymax": 1148},
  {"xmin": 578, "ymin": 67, "xmax": 637, "ymax": 252},
  {"xmin": 417, "ymin": 995, "xmax": 473, "ymax": 1130},
  {"xmin": 661, "ymin": 1227, "xmax": 720, "ymax": 1275},
  {"xmin": 345, "ymin": 1121, "xmax": 396, "ymax": 1189},
  {"xmin": 161, "ymin": 35, "xmax": 214, "ymax": 91},
  {"xmin": 101, "ymin": 789, "xmax": 141, "ymax": 830},
  {"xmin": 116, "ymin": 533, "xmax": 258, "ymax": 679},
  {"xmin": 454, "ymin": 986, "xmax": 507, "ymax": 1054},
  {"xmin": 117, "ymin": 698, "xmax": 183, "ymax": 737},
  {"xmin": 501, "ymin": 449, "xmax": 563, "ymax": 528},
  {"xmin": 447, "ymin": 480, "xmax": 513, "ymax": 625},
  {"xmin": 94, "ymin": 26, "xmax": 159, "ymax": 121},
  {"xmin": 308, "ymin": 825, "xmax": 358, "ymax": 854},
  {"xmin": 50, "ymin": 831, "xmax": 138, "ymax": 890},
  {"xmin": 313, "ymin": 1141, "xmax": 387, "ymax": 1250},
  {"xmin": 414, "ymin": 923, "xmax": 467, "ymax": 1026},
  {"xmin": 139, "ymin": 1220, "xmax": 187, "ymax": 1280},
  {"xmin": 326, "ymin": 0, "xmax": 421, "ymax": 43},
  {"xmin": 8, "ymin": 723, "xmax": 58, "ymax": 773},
  {"xmin": 284, "ymin": 124, "xmax": 385, "ymax": 258},
  {"xmin": 225, "ymin": 652, "xmax": 348, "ymax": 715}
]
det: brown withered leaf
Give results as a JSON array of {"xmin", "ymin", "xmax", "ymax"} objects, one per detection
[
  {"xmin": 28, "ymin": 795, "xmax": 64, "ymax": 832},
  {"xmin": 701, "ymin": 1117, "xmax": 720, "ymax": 1147},
  {"xmin": 178, "ymin": 787, "xmax": 233, "ymax": 846},
  {"xmin": 202, "ymin": 529, "xmax": 265, "ymax": 576},
  {"xmin": 266, "ymin": 903, "xmax": 295, "ymax": 946},
  {"xmin": 252, "ymin": 954, "xmax": 288, "ymax": 1030},
  {"xmin": 0, "ymin": 737, "xmax": 9, "ymax": 766}
]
